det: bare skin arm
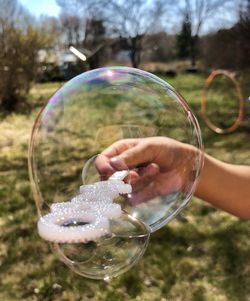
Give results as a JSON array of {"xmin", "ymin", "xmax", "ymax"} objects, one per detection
[
  {"xmin": 196, "ymin": 154, "xmax": 250, "ymax": 219},
  {"xmin": 96, "ymin": 137, "xmax": 250, "ymax": 219}
]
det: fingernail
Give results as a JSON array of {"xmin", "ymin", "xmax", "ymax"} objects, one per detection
[{"xmin": 110, "ymin": 156, "xmax": 127, "ymax": 170}]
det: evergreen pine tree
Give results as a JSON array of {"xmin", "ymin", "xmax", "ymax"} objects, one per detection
[{"xmin": 176, "ymin": 13, "xmax": 192, "ymax": 59}]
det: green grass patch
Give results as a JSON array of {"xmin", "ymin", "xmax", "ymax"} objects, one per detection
[{"xmin": 0, "ymin": 74, "xmax": 249, "ymax": 301}]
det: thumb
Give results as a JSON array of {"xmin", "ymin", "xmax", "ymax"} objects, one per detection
[{"xmin": 110, "ymin": 143, "xmax": 154, "ymax": 169}]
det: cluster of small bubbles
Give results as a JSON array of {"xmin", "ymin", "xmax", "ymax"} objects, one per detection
[
  {"xmin": 37, "ymin": 170, "xmax": 131, "ymax": 243},
  {"xmin": 28, "ymin": 66, "xmax": 203, "ymax": 280}
]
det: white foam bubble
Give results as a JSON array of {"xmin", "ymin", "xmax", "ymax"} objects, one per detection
[{"xmin": 37, "ymin": 170, "xmax": 132, "ymax": 243}]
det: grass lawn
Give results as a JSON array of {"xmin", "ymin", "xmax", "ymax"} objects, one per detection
[{"xmin": 0, "ymin": 73, "xmax": 249, "ymax": 301}]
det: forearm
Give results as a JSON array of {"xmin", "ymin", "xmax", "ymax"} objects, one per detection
[{"xmin": 195, "ymin": 154, "xmax": 250, "ymax": 219}]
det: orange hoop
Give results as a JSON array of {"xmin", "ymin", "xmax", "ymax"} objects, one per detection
[{"xmin": 201, "ymin": 70, "xmax": 244, "ymax": 134}]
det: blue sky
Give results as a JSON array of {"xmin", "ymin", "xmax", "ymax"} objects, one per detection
[
  {"xmin": 18, "ymin": 0, "xmax": 238, "ymax": 34},
  {"xmin": 19, "ymin": 0, "xmax": 60, "ymax": 17}
]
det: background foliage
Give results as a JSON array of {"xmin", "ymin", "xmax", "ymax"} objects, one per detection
[
  {"xmin": 0, "ymin": 0, "xmax": 249, "ymax": 300},
  {"xmin": 0, "ymin": 74, "xmax": 249, "ymax": 301}
]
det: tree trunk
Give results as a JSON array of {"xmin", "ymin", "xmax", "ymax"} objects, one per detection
[
  {"xmin": 130, "ymin": 49, "xmax": 139, "ymax": 68},
  {"xmin": 190, "ymin": 35, "xmax": 199, "ymax": 66},
  {"xmin": 129, "ymin": 36, "xmax": 142, "ymax": 68}
]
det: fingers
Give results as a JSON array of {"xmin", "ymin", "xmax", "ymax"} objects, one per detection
[
  {"xmin": 111, "ymin": 143, "xmax": 155, "ymax": 169},
  {"xmin": 137, "ymin": 163, "xmax": 160, "ymax": 178},
  {"xmin": 102, "ymin": 139, "xmax": 138, "ymax": 158},
  {"xmin": 95, "ymin": 154, "xmax": 115, "ymax": 178},
  {"xmin": 131, "ymin": 165, "xmax": 159, "ymax": 193},
  {"xmin": 96, "ymin": 139, "xmax": 138, "ymax": 176},
  {"xmin": 128, "ymin": 183, "xmax": 158, "ymax": 205},
  {"xmin": 96, "ymin": 137, "xmax": 161, "ymax": 178},
  {"xmin": 125, "ymin": 164, "xmax": 160, "ymax": 205}
]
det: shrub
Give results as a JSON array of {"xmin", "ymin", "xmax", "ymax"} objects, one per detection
[{"xmin": 0, "ymin": 20, "xmax": 51, "ymax": 111}]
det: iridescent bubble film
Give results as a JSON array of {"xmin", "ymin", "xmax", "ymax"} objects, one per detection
[{"xmin": 28, "ymin": 66, "xmax": 203, "ymax": 279}]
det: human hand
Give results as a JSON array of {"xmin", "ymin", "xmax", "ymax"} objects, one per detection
[{"xmin": 96, "ymin": 137, "xmax": 200, "ymax": 205}]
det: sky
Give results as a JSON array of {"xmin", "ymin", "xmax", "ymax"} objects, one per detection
[
  {"xmin": 18, "ymin": 0, "xmax": 239, "ymax": 34},
  {"xmin": 19, "ymin": 0, "xmax": 60, "ymax": 17}
]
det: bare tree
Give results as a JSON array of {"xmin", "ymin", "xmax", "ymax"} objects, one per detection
[
  {"xmin": 56, "ymin": 0, "xmax": 100, "ymax": 46},
  {"xmin": 239, "ymin": 0, "xmax": 250, "ymax": 23},
  {"xmin": 60, "ymin": 14, "xmax": 82, "ymax": 47},
  {"xmin": 176, "ymin": 0, "xmax": 233, "ymax": 66},
  {"xmin": 56, "ymin": 0, "xmax": 166, "ymax": 68},
  {"xmin": 38, "ymin": 15, "xmax": 61, "ymax": 47},
  {"xmin": 56, "ymin": 0, "xmax": 107, "ymax": 70},
  {"xmin": 98, "ymin": 0, "xmax": 166, "ymax": 68},
  {"xmin": 202, "ymin": 0, "xmax": 250, "ymax": 70}
]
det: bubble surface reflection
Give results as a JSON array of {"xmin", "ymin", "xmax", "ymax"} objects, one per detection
[{"xmin": 28, "ymin": 67, "xmax": 203, "ymax": 279}]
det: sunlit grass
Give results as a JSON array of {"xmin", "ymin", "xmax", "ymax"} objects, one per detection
[{"xmin": 0, "ymin": 73, "xmax": 249, "ymax": 301}]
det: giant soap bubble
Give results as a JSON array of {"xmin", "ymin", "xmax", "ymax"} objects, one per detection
[{"xmin": 28, "ymin": 66, "xmax": 203, "ymax": 280}]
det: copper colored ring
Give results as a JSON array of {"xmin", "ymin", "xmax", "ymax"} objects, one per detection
[{"xmin": 201, "ymin": 70, "xmax": 244, "ymax": 134}]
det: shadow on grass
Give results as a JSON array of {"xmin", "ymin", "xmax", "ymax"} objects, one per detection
[{"xmin": 208, "ymin": 222, "xmax": 250, "ymax": 301}]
